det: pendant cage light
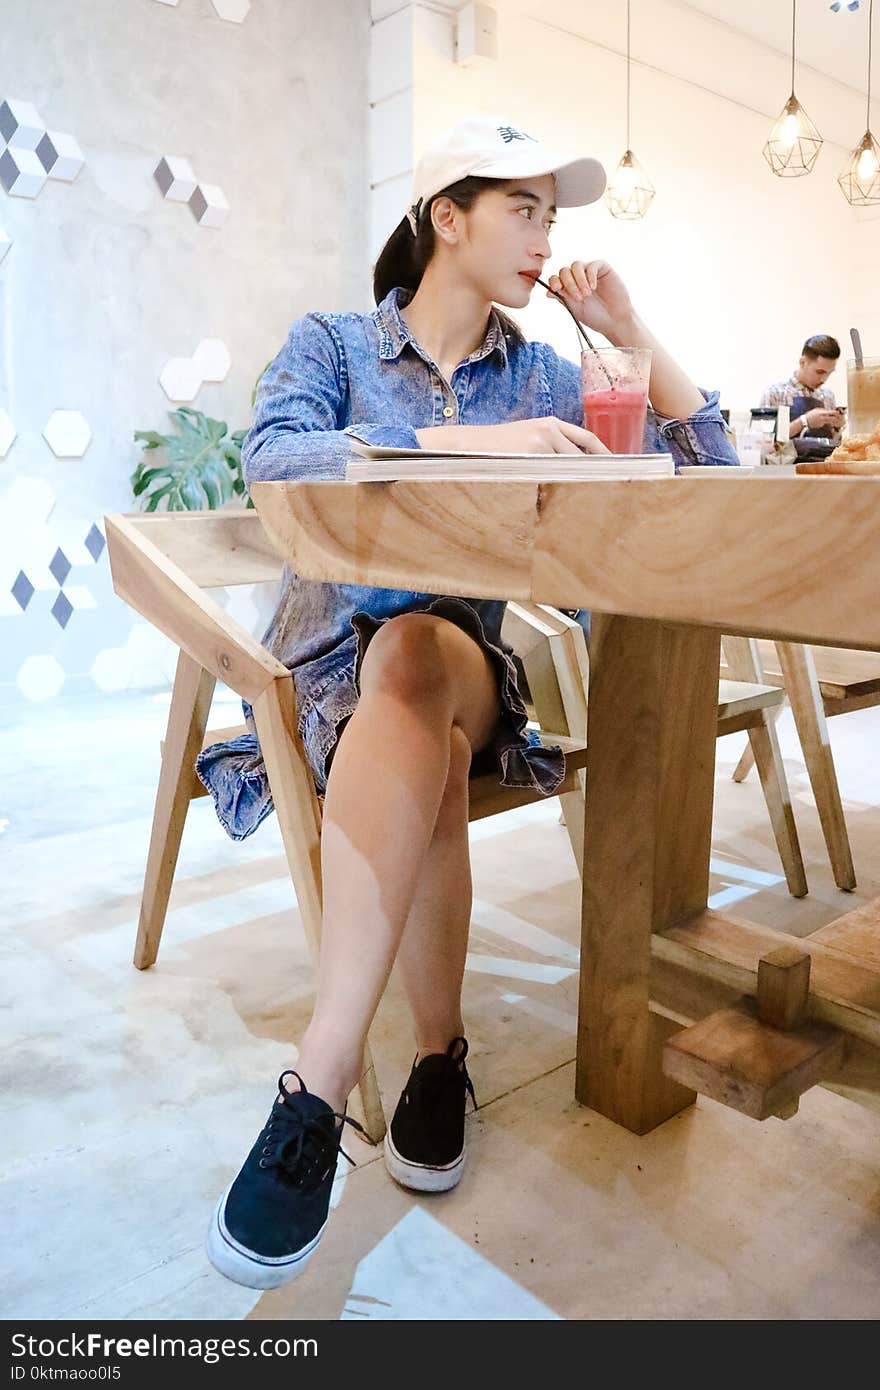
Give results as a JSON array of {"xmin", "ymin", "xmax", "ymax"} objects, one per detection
[
  {"xmin": 763, "ymin": 1, "xmax": 823, "ymax": 176},
  {"xmin": 839, "ymin": 0, "xmax": 880, "ymax": 204},
  {"xmin": 606, "ymin": 0, "xmax": 655, "ymax": 219}
]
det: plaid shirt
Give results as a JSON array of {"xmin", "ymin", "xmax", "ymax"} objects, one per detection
[
  {"xmin": 760, "ymin": 372, "xmax": 840, "ymax": 442},
  {"xmin": 760, "ymin": 372, "xmax": 837, "ymax": 410}
]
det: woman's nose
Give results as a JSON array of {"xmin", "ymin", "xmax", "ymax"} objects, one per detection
[{"xmin": 531, "ymin": 230, "xmax": 551, "ymax": 259}]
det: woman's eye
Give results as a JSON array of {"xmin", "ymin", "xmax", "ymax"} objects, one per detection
[{"xmin": 518, "ymin": 206, "xmax": 533, "ymax": 219}]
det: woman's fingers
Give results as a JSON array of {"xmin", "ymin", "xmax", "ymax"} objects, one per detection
[
  {"xmin": 556, "ymin": 262, "xmax": 591, "ymax": 301},
  {"xmin": 555, "ymin": 420, "xmax": 611, "ymax": 454}
]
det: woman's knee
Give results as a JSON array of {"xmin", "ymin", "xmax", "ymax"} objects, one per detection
[
  {"xmin": 432, "ymin": 725, "xmax": 472, "ymax": 836},
  {"xmin": 359, "ymin": 614, "xmax": 455, "ymax": 708}
]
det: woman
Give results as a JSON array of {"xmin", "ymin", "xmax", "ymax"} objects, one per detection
[{"xmin": 201, "ymin": 115, "xmax": 738, "ymax": 1289}]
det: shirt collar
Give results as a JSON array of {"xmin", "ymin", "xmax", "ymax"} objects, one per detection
[
  {"xmin": 373, "ymin": 286, "xmax": 519, "ymax": 367},
  {"xmin": 790, "ymin": 371, "xmax": 824, "ymax": 394}
]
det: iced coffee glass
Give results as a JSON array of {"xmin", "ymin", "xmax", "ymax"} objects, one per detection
[
  {"xmin": 846, "ymin": 355, "xmax": 880, "ymax": 436},
  {"xmin": 582, "ymin": 347, "xmax": 652, "ymax": 454}
]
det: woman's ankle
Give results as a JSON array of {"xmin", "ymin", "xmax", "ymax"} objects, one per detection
[
  {"xmin": 414, "ymin": 1029, "xmax": 465, "ymax": 1065},
  {"xmin": 294, "ymin": 1030, "xmax": 364, "ymax": 1113}
]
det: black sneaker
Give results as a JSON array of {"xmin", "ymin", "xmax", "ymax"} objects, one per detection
[
  {"xmin": 207, "ymin": 1070, "xmax": 363, "ymax": 1289},
  {"xmin": 383, "ymin": 1037, "xmax": 477, "ymax": 1193}
]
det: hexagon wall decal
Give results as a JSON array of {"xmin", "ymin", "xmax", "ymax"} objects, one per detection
[
  {"xmin": 159, "ymin": 357, "xmax": 201, "ymax": 402},
  {"xmin": 189, "ymin": 183, "xmax": 229, "ymax": 228},
  {"xmin": 36, "ymin": 131, "xmax": 85, "ymax": 182},
  {"xmin": 17, "ymin": 653, "xmax": 65, "ymax": 701},
  {"xmin": 192, "ymin": 338, "xmax": 231, "ymax": 383},
  {"xmin": 0, "ymin": 410, "xmax": 16, "ymax": 456},
  {"xmin": 212, "ymin": 0, "xmax": 251, "ymax": 20},
  {"xmin": 64, "ymin": 585, "xmax": 98, "ymax": 611},
  {"xmin": 153, "ymin": 155, "xmax": 197, "ymax": 203},
  {"xmin": 0, "ymin": 146, "xmax": 47, "ymax": 198},
  {"xmin": 4, "ymin": 475, "xmax": 56, "ymax": 524},
  {"xmin": 0, "ymin": 98, "xmax": 46, "ymax": 150},
  {"xmin": 42, "ymin": 410, "xmax": 92, "ymax": 458}
]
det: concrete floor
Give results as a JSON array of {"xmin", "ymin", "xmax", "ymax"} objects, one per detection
[{"xmin": 2, "ymin": 685, "xmax": 879, "ymax": 1321}]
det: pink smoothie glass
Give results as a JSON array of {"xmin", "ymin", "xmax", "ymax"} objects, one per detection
[{"xmin": 582, "ymin": 347, "xmax": 652, "ymax": 454}]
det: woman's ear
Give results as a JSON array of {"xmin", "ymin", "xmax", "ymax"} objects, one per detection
[{"xmin": 430, "ymin": 195, "xmax": 462, "ymax": 245}]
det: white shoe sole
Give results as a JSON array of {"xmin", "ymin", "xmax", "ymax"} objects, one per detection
[
  {"xmin": 383, "ymin": 1130, "xmax": 466, "ymax": 1193},
  {"xmin": 206, "ymin": 1190, "xmax": 326, "ymax": 1290}
]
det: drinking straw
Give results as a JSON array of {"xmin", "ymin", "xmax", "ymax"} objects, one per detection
[
  {"xmin": 850, "ymin": 327, "xmax": 864, "ymax": 368},
  {"xmin": 536, "ymin": 277, "xmax": 615, "ymax": 387}
]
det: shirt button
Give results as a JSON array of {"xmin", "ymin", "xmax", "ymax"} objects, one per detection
[{"xmin": 442, "ymin": 406, "xmax": 454, "ymax": 418}]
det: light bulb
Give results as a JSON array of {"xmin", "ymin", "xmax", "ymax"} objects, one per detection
[
  {"xmin": 857, "ymin": 145, "xmax": 879, "ymax": 181},
  {"xmin": 612, "ymin": 161, "xmax": 637, "ymax": 196},
  {"xmin": 779, "ymin": 112, "xmax": 800, "ymax": 150}
]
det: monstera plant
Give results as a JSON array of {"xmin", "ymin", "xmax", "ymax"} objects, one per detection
[{"xmin": 132, "ymin": 364, "xmax": 270, "ymax": 511}]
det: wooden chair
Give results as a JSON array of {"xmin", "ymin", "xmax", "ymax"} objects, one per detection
[
  {"xmin": 725, "ymin": 641, "xmax": 880, "ymax": 891},
  {"xmin": 104, "ymin": 509, "xmax": 590, "ymax": 1147},
  {"xmin": 502, "ymin": 608, "xmax": 808, "ymax": 898}
]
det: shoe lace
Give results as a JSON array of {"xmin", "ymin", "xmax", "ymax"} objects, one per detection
[
  {"xmin": 258, "ymin": 1070, "xmax": 366, "ymax": 1190},
  {"xmin": 404, "ymin": 1037, "xmax": 477, "ymax": 1112}
]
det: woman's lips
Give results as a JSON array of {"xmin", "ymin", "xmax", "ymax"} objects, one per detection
[{"xmin": 519, "ymin": 272, "xmax": 539, "ymax": 285}]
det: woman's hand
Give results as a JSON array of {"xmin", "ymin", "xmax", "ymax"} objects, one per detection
[
  {"xmin": 545, "ymin": 260, "xmax": 636, "ymax": 344},
  {"xmin": 416, "ymin": 418, "xmax": 610, "ymax": 455}
]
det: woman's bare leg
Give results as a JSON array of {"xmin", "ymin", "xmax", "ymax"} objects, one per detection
[
  {"xmin": 395, "ymin": 724, "xmax": 473, "ymax": 1062},
  {"xmin": 293, "ymin": 614, "xmax": 499, "ymax": 1111}
]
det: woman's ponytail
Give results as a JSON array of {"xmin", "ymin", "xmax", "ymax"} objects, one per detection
[
  {"xmin": 371, "ymin": 175, "xmax": 505, "ymax": 306},
  {"xmin": 372, "ymin": 214, "xmax": 432, "ymax": 305}
]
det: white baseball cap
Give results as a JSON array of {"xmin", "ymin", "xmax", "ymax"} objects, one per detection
[{"xmin": 406, "ymin": 115, "xmax": 606, "ymax": 233}]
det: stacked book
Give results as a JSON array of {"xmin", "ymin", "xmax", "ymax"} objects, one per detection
[{"xmin": 345, "ymin": 442, "xmax": 675, "ymax": 482}]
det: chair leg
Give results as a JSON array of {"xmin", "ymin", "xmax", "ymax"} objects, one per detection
[
  {"xmin": 745, "ymin": 715, "xmax": 808, "ymax": 898},
  {"xmin": 135, "ymin": 650, "xmax": 216, "ymax": 969},
  {"xmin": 775, "ymin": 641, "xmax": 856, "ymax": 892},
  {"xmin": 732, "ymin": 739, "xmax": 755, "ymax": 782},
  {"xmin": 721, "ymin": 636, "xmax": 807, "ymax": 897},
  {"xmin": 731, "ymin": 702, "xmax": 786, "ymax": 783},
  {"xmin": 252, "ymin": 675, "xmax": 387, "ymax": 1145}
]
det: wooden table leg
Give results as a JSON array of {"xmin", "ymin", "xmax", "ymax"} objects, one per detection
[{"xmin": 577, "ymin": 615, "xmax": 720, "ymax": 1133}]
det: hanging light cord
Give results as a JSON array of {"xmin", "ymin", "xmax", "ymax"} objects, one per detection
[
  {"xmin": 791, "ymin": 0, "xmax": 796, "ymax": 96},
  {"xmin": 625, "ymin": 0, "xmax": 631, "ymax": 150},
  {"xmin": 868, "ymin": 0, "xmax": 874, "ymax": 129}
]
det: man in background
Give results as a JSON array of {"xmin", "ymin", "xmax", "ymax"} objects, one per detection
[{"xmin": 760, "ymin": 334, "xmax": 845, "ymax": 442}]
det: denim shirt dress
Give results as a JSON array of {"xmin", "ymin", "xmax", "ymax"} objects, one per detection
[{"xmin": 196, "ymin": 286, "xmax": 739, "ymax": 840}]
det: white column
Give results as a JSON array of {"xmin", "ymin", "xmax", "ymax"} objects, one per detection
[{"xmin": 369, "ymin": 2, "xmax": 461, "ymax": 266}]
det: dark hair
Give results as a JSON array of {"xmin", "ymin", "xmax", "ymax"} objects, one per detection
[
  {"xmin": 372, "ymin": 175, "xmax": 506, "ymax": 305},
  {"xmin": 802, "ymin": 335, "xmax": 840, "ymax": 361}
]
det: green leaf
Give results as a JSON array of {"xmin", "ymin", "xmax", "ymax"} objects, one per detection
[
  {"xmin": 131, "ymin": 403, "xmax": 251, "ymax": 511},
  {"xmin": 132, "ymin": 466, "xmax": 172, "ymax": 497},
  {"xmin": 133, "ymin": 431, "xmax": 166, "ymax": 449}
]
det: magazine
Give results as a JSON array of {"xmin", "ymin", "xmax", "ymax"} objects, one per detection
[{"xmin": 345, "ymin": 441, "xmax": 675, "ymax": 482}]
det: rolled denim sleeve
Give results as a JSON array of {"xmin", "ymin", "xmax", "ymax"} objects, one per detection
[
  {"xmin": 648, "ymin": 391, "xmax": 740, "ymax": 469},
  {"xmin": 242, "ymin": 313, "xmax": 421, "ymax": 485},
  {"xmin": 544, "ymin": 344, "xmax": 738, "ymax": 469}
]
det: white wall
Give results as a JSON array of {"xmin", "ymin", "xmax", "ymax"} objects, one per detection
[
  {"xmin": 1, "ymin": 0, "xmax": 370, "ymax": 701},
  {"xmin": 372, "ymin": 0, "xmax": 879, "ymax": 416}
]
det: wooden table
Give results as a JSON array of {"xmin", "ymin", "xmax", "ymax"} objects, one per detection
[{"xmin": 251, "ymin": 475, "xmax": 880, "ymax": 1133}]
